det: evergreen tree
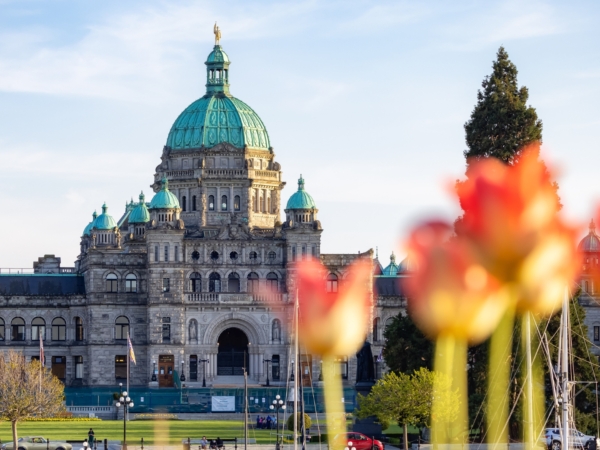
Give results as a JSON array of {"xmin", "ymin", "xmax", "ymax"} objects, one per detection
[
  {"xmin": 464, "ymin": 46, "xmax": 542, "ymax": 165},
  {"xmin": 382, "ymin": 312, "xmax": 434, "ymax": 374}
]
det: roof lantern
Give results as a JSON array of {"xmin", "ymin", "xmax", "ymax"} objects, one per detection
[
  {"xmin": 578, "ymin": 219, "xmax": 600, "ymax": 252},
  {"xmin": 129, "ymin": 192, "xmax": 151, "ymax": 224},
  {"xmin": 149, "ymin": 177, "xmax": 180, "ymax": 210},
  {"xmin": 83, "ymin": 211, "xmax": 97, "ymax": 236},
  {"xmin": 165, "ymin": 25, "xmax": 270, "ymax": 151},
  {"xmin": 286, "ymin": 175, "xmax": 317, "ymax": 210},
  {"xmin": 93, "ymin": 203, "xmax": 118, "ymax": 230}
]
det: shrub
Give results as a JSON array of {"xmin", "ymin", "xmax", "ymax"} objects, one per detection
[{"xmin": 286, "ymin": 413, "xmax": 312, "ymax": 431}]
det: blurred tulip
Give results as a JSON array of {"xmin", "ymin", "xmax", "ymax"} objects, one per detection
[
  {"xmin": 456, "ymin": 146, "xmax": 580, "ymax": 315},
  {"xmin": 296, "ymin": 258, "xmax": 372, "ymax": 356},
  {"xmin": 405, "ymin": 221, "xmax": 508, "ymax": 345}
]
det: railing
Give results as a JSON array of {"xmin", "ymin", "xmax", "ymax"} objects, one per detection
[
  {"xmin": 202, "ymin": 169, "xmax": 246, "ymax": 178},
  {"xmin": 165, "ymin": 170, "xmax": 195, "ymax": 179},
  {"xmin": 187, "ymin": 293, "xmax": 287, "ymax": 303},
  {"xmin": 249, "ymin": 169, "xmax": 279, "ymax": 180},
  {"xmin": 0, "ymin": 268, "xmax": 76, "ymax": 274}
]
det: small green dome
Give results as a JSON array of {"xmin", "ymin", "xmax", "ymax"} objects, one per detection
[
  {"xmin": 286, "ymin": 176, "xmax": 317, "ymax": 210},
  {"xmin": 83, "ymin": 211, "xmax": 97, "ymax": 236},
  {"xmin": 381, "ymin": 253, "xmax": 400, "ymax": 277},
  {"xmin": 165, "ymin": 44, "xmax": 270, "ymax": 151},
  {"xmin": 93, "ymin": 203, "xmax": 117, "ymax": 230},
  {"xmin": 129, "ymin": 192, "xmax": 150, "ymax": 224},
  {"xmin": 150, "ymin": 178, "xmax": 180, "ymax": 210}
]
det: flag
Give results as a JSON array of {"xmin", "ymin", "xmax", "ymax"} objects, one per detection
[
  {"xmin": 128, "ymin": 333, "xmax": 136, "ymax": 365},
  {"xmin": 377, "ymin": 347, "xmax": 383, "ymax": 363},
  {"xmin": 39, "ymin": 332, "xmax": 45, "ymax": 366}
]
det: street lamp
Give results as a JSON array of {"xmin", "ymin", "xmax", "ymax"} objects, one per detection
[
  {"xmin": 263, "ymin": 358, "xmax": 272, "ymax": 387},
  {"xmin": 200, "ymin": 358, "xmax": 209, "ymax": 387},
  {"xmin": 151, "ymin": 360, "xmax": 157, "ymax": 382},
  {"xmin": 270, "ymin": 394, "xmax": 286, "ymax": 450},
  {"xmin": 116, "ymin": 391, "xmax": 134, "ymax": 450}
]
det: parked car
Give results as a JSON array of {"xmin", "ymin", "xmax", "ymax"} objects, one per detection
[
  {"xmin": 333, "ymin": 432, "xmax": 384, "ymax": 450},
  {"xmin": 544, "ymin": 428, "xmax": 595, "ymax": 450},
  {"xmin": 1, "ymin": 437, "xmax": 72, "ymax": 450}
]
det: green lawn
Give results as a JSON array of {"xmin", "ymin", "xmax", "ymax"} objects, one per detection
[{"xmin": 0, "ymin": 421, "xmax": 284, "ymax": 445}]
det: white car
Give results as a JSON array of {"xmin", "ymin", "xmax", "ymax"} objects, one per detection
[{"xmin": 544, "ymin": 428, "xmax": 596, "ymax": 450}]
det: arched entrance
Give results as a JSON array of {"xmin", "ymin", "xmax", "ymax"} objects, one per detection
[{"xmin": 217, "ymin": 327, "xmax": 249, "ymax": 376}]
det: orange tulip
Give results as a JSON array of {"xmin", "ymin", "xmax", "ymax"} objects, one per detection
[
  {"xmin": 296, "ymin": 258, "xmax": 372, "ymax": 356},
  {"xmin": 405, "ymin": 221, "xmax": 508, "ymax": 344},
  {"xmin": 455, "ymin": 146, "xmax": 580, "ymax": 315}
]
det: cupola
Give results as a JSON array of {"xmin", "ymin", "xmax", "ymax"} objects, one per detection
[
  {"xmin": 129, "ymin": 192, "xmax": 150, "ymax": 237},
  {"xmin": 381, "ymin": 252, "xmax": 400, "ymax": 277},
  {"xmin": 91, "ymin": 203, "xmax": 119, "ymax": 247},
  {"xmin": 285, "ymin": 175, "xmax": 319, "ymax": 227},
  {"xmin": 82, "ymin": 211, "xmax": 97, "ymax": 237},
  {"xmin": 578, "ymin": 219, "xmax": 600, "ymax": 252},
  {"xmin": 149, "ymin": 177, "xmax": 181, "ymax": 224},
  {"xmin": 93, "ymin": 203, "xmax": 117, "ymax": 230}
]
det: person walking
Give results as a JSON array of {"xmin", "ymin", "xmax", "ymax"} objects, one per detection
[{"xmin": 88, "ymin": 429, "xmax": 95, "ymax": 449}]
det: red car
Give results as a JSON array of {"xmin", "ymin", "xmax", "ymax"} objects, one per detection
[{"xmin": 334, "ymin": 432, "xmax": 384, "ymax": 450}]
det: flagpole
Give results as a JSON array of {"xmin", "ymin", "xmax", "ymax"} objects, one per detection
[
  {"xmin": 39, "ymin": 333, "xmax": 43, "ymax": 393},
  {"xmin": 127, "ymin": 333, "xmax": 130, "ymax": 422}
]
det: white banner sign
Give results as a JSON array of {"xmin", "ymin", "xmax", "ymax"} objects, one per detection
[{"xmin": 211, "ymin": 396, "xmax": 236, "ymax": 412}]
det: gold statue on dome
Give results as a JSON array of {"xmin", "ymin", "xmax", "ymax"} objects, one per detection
[{"xmin": 214, "ymin": 22, "xmax": 221, "ymax": 45}]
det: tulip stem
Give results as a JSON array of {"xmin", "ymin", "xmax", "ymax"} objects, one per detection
[
  {"xmin": 432, "ymin": 334, "xmax": 467, "ymax": 449},
  {"xmin": 487, "ymin": 308, "xmax": 514, "ymax": 445},
  {"xmin": 323, "ymin": 354, "xmax": 345, "ymax": 450},
  {"xmin": 522, "ymin": 311, "xmax": 542, "ymax": 450}
]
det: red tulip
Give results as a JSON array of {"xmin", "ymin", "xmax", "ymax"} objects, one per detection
[{"xmin": 296, "ymin": 258, "xmax": 372, "ymax": 356}]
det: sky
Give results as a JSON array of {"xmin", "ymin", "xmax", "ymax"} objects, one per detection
[{"xmin": 1, "ymin": 0, "xmax": 600, "ymax": 269}]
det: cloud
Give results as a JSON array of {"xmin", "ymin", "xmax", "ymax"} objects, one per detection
[{"xmin": 0, "ymin": 1, "xmax": 321, "ymax": 103}]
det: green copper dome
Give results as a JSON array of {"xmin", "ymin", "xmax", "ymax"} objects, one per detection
[
  {"xmin": 93, "ymin": 204, "xmax": 117, "ymax": 230},
  {"xmin": 150, "ymin": 178, "xmax": 180, "ymax": 210},
  {"xmin": 83, "ymin": 211, "xmax": 97, "ymax": 236},
  {"xmin": 165, "ymin": 45, "xmax": 271, "ymax": 151},
  {"xmin": 286, "ymin": 176, "xmax": 317, "ymax": 210},
  {"xmin": 381, "ymin": 253, "xmax": 400, "ymax": 277},
  {"xmin": 129, "ymin": 192, "xmax": 150, "ymax": 224}
]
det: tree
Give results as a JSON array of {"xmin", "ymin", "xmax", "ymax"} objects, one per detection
[
  {"xmin": 356, "ymin": 368, "xmax": 459, "ymax": 450},
  {"xmin": 0, "ymin": 351, "xmax": 65, "ymax": 450},
  {"xmin": 382, "ymin": 312, "xmax": 434, "ymax": 374},
  {"xmin": 464, "ymin": 46, "xmax": 542, "ymax": 165}
]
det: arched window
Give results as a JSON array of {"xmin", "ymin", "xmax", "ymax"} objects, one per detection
[
  {"xmin": 249, "ymin": 251, "xmax": 258, "ymax": 262},
  {"xmin": 211, "ymin": 251, "xmax": 219, "ymax": 261},
  {"xmin": 192, "ymin": 195, "xmax": 197, "ymax": 211},
  {"xmin": 583, "ymin": 280, "xmax": 588, "ymax": 293},
  {"xmin": 32, "ymin": 317, "xmax": 46, "ymax": 341},
  {"xmin": 125, "ymin": 274, "xmax": 137, "ymax": 293},
  {"xmin": 51, "ymin": 317, "xmax": 66, "ymax": 341},
  {"xmin": 228, "ymin": 272, "xmax": 240, "ymax": 293},
  {"xmin": 384, "ymin": 317, "xmax": 394, "ymax": 339},
  {"xmin": 11, "ymin": 318, "xmax": 25, "ymax": 341},
  {"xmin": 221, "ymin": 195, "xmax": 228, "ymax": 211},
  {"xmin": 182, "ymin": 195, "xmax": 187, "ymax": 212},
  {"xmin": 253, "ymin": 195, "xmax": 257, "ymax": 212},
  {"xmin": 267, "ymin": 197, "xmax": 271, "ymax": 213},
  {"xmin": 260, "ymin": 195, "xmax": 265, "ymax": 212},
  {"xmin": 115, "ymin": 316, "xmax": 129, "ymax": 340},
  {"xmin": 106, "ymin": 273, "xmax": 118, "ymax": 292},
  {"xmin": 326, "ymin": 273, "xmax": 338, "ymax": 293},
  {"xmin": 272, "ymin": 319, "xmax": 282, "ymax": 342},
  {"xmin": 190, "ymin": 272, "xmax": 202, "ymax": 292},
  {"xmin": 75, "ymin": 317, "xmax": 84, "ymax": 341},
  {"xmin": 208, "ymin": 195, "xmax": 215, "ymax": 211},
  {"xmin": 268, "ymin": 251, "xmax": 276, "ymax": 262},
  {"xmin": 247, "ymin": 272, "xmax": 260, "ymax": 293},
  {"xmin": 234, "ymin": 195, "xmax": 241, "ymax": 211},
  {"xmin": 209, "ymin": 272, "xmax": 221, "ymax": 293},
  {"xmin": 266, "ymin": 272, "xmax": 279, "ymax": 292},
  {"xmin": 373, "ymin": 317, "xmax": 380, "ymax": 342},
  {"xmin": 0, "ymin": 318, "xmax": 4, "ymax": 341}
]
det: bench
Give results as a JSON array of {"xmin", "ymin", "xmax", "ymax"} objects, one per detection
[{"xmin": 182, "ymin": 437, "xmax": 240, "ymax": 450}]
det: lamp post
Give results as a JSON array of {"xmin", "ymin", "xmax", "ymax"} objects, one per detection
[
  {"xmin": 263, "ymin": 358, "xmax": 272, "ymax": 387},
  {"xmin": 151, "ymin": 360, "xmax": 157, "ymax": 382},
  {"xmin": 270, "ymin": 394, "xmax": 286, "ymax": 450},
  {"xmin": 116, "ymin": 391, "xmax": 134, "ymax": 450},
  {"xmin": 200, "ymin": 358, "xmax": 209, "ymax": 387}
]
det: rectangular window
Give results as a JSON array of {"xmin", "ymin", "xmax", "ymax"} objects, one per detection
[
  {"xmin": 334, "ymin": 356, "xmax": 348, "ymax": 379},
  {"xmin": 302, "ymin": 246, "xmax": 306, "ymax": 258},
  {"xmin": 190, "ymin": 355, "xmax": 198, "ymax": 381},
  {"xmin": 155, "ymin": 246, "xmax": 159, "ymax": 262},
  {"xmin": 115, "ymin": 355, "xmax": 127, "ymax": 379},
  {"xmin": 162, "ymin": 317, "xmax": 171, "ymax": 342},
  {"xmin": 312, "ymin": 246, "xmax": 317, "ymax": 257},
  {"xmin": 272, "ymin": 355, "xmax": 280, "ymax": 381},
  {"xmin": 51, "ymin": 356, "xmax": 66, "ymax": 380},
  {"xmin": 75, "ymin": 356, "xmax": 83, "ymax": 379},
  {"xmin": 163, "ymin": 278, "xmax": 170, "ymax": 292},
  {"xmin": 291, "ymin": 247, "xmax": 296, "ymax": 262},
  {"xmin": 595, "ymin": 326, "xmax": 599, "ymax": 342},
  {"xmin": 32, "ymin": 325, "xmax": 45, "ymax": 341},
  {"xmin": 192, "ymin": 196, "xmax": 197, "ymax": 211},
  {"xmin": 164, "ymin": 245, "xmax": 169, "ymax": 262},
  {"xmin": 175, "ymin": 246, "xmax": 179, "ymax": 262}
]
